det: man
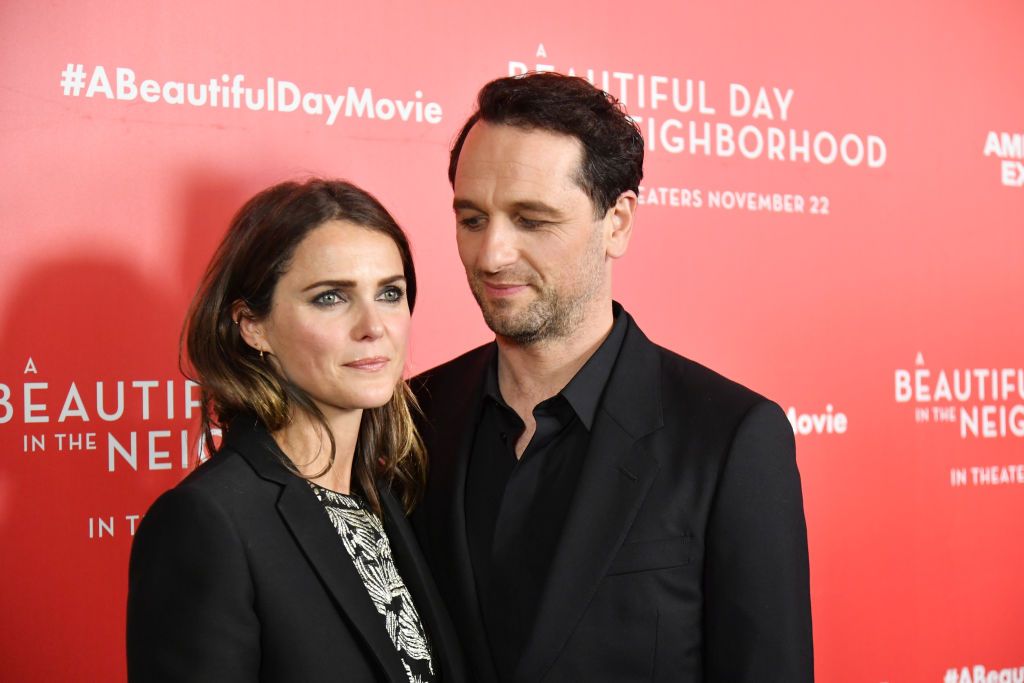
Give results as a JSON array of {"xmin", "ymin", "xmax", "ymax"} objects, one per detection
[{"xmin": 412, "ymin": 72, "xmax": 813, "ymax": 682}]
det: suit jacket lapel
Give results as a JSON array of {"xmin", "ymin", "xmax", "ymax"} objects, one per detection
[
  {"xmin": 514, "ymin": 317, "xmax": 665, "ymax": 683},
  {"xmin": 225, "ymin": 419, "xmax": 409, "ymax": 683}
]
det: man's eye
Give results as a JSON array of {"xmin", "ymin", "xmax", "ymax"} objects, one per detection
[
  {"xmin": 379, "ymin": 286, "xmax": 405, "ymax": 303},
  {"xmin": 517, "ymin": 217, "xmax": 547, "ymax": 229},
  {"xmin": 457, "ymin": 215, "xmax": 486, "ymax": 231},
  {"xmin": 312, "ymin": 290, "xmax": 344, "ymax": 306}
]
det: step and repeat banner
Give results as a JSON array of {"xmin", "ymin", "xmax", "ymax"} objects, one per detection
[{"xmin": 2, "ymin": 1, "xmax": 1021, "ymax": 680}]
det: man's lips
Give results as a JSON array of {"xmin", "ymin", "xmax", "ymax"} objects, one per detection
[
  {"xmin": 482, "ymin": 281, "xmax": 529, "ymax": 297},
  {"xmin": 344, "ymin": 356, "xmax": 390, "ymax": 371}
]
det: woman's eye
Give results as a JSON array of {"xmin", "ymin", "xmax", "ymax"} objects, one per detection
[
  {"xmin": 379, "ymin": 286, "xmax": 405, "ymax": 303},
  {"xmin": 312, "ymin": 290, "xmax": 344, "ymax": 306}
]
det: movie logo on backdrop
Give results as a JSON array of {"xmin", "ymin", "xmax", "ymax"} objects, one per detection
[
  {"xmin": 508, "ymin": 44, "xmax": 889, "ymax": 217},
  {"xmin": 983, "ymin": 131, "xmax": 1024, "ymax": 188},
  {"xmin": 2, "ymin": 357, "xmax": 205, "ymax": 476},
  {"xmin": 894, "ymin": 352, "xmax": 1024, "ymax": 439},
  {"xmin": 59, "ymin": 63, "xmax": 445, "ymax": 128},
  {"xmin": 894, "ymin": 352, "xmax": 1024, "ymax": 489},
  {"xmin": 786, "ymin": 403, "xmax": 848, "ymax": 437},
  {"xmin": 945, "ymin": 663, "xmax": 1024, "ymax": 683}
]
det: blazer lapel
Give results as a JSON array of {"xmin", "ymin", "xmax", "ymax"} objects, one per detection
[
  {"xmin": 380, "ymin": 488, "xmax": 465, "ymax": 682},
  {"xmin": 514, "ymin": 317, "xmax": 665, "ymax": 683},
  {"xmin": 276, "ymin": 482, "xmax": 410, "ymax": 683},
  {"xmin": 226, "ymin": 419, "xmax": 409, "ymax": 683}
]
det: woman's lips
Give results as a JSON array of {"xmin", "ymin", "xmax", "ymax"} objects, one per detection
[{"xmin": 344, "ymin": 356, "xmax": 389, "ymax": 371}]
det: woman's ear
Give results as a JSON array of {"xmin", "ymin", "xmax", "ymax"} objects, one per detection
[{"xmin": 231, "ymin": 300, "xmax": 271, "ymax": 355}]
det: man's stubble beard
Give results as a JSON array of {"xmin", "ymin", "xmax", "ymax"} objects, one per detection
[{"xmin": 467, "ymin": 226, "xmax": 607, "ymax": 347}]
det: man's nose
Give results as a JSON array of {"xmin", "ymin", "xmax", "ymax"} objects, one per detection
[{"xmin": 475, "ymin": 218, "xmax": 518, "ymax": 273}]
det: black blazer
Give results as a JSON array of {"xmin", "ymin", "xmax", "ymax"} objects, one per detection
[
  {"xmin": 411, "ymin": 309, "xmax": 813, "ymax": 682},
  {"xmin": 126, "ymin": 418, "xmax": 465, "ymax": 683}
]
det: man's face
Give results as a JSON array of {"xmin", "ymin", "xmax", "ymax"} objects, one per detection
[{"xmin": 452, "ymin": 122, "xmax": 610, "ymax": 345}]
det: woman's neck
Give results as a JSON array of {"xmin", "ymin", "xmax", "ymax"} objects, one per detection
[{"xmin": 271, "ymin": 408, "xmax": 362, "ymax": 494}]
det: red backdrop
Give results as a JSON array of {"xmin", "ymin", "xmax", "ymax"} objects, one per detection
[{"xmin": 2, "ymin": 2, "xmax": 1022, "ymax": 681}]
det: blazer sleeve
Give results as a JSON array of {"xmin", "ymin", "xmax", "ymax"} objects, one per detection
[
  {"xmin": 126, "ymin": 485, "xmax": 260, "ymax": 682},
  {"xmin": 702, "ymin": 400, "xmax": 814, "ymax": 682}
]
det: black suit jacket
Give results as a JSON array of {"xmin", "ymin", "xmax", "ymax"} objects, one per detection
[
  {"xmin": 411, "ymin": 309, "xmax": 813, "ymax": 682},
  {"xmin": 127, "ymin": 418, "xmax": 466, "ymax": 683}
]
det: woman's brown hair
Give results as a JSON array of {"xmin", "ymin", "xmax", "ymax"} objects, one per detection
[{"xmin": 182, "ymin": 178, "xmax": 425, "ymax": 514}]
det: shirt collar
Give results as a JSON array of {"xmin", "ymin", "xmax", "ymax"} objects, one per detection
[{"xmin": 482, "ymin": 302, "xmax": 627, "ymax": 431}]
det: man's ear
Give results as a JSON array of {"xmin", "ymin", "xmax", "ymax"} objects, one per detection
[
  {"xmin": 231, "ymin": 300, "xmax": 271, "ymax": 355},
  {"xmin": 604, "ymin": 190, "xmax": 637, "ymax": 260}
]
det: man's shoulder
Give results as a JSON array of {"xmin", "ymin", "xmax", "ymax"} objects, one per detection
[
  {"xmin": 661, "ymin": 343, "xmax": 766, "ymax": 402},
  {"xmin": 619, "ymin": 327, "xmax": 789, "ymax": 460},
  {"xmin": 624, "ymin": 319, "xmax": 773, "ymax": 418}
]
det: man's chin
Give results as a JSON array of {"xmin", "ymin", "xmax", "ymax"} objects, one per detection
[
  {"xmin": 481, "ymin": 309, "xmax": 549, "ymax": 344},
  {"xmin": 476, "ymin": 293, "xmax": 523, "ymax": 320}
]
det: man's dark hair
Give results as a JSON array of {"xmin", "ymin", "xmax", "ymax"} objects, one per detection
[{"xmin": 448, "ymin": 72, "xmax": 644, "ymax": 216}]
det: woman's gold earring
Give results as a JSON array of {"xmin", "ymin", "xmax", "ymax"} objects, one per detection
[{"xmin": 259, "ymin": 349, "xmax": 264, "ymax": 359}]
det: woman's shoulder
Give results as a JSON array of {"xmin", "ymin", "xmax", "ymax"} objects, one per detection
[
  {"xmin": 181, "ymin": 442, "xmax": 256, "ymax": 486},
  {"xmin": 140, "ymin": 445, "xmax": 273, "ymax": 532}
]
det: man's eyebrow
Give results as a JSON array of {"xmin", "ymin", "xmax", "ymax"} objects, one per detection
[
  {"xmin": 509, "ymin": 200, "xmax": 562, "ymax": 215},
  {"xmin": 453, "ymin": 198, "xmax": 564, "ymax": 216},
  {"xmin": 301, "ymin": 275, "xmax": 406, "ymax": 292},
  {"xmin": 453, "ymin": 198, "xmax": 480, "ymax": 212}
]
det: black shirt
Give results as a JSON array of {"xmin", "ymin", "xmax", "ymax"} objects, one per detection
[{"xmin": 465, "ymin": 305, "xmax": 628, "ymax": 680}]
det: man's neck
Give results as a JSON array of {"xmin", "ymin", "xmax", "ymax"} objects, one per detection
[{"xmin": 495, "ymin": 301, "xmax": 614, "ymax": 421}]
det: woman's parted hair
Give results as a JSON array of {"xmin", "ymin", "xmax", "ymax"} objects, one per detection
[{"xmin": 182, "ymin": 178, "xmax": 425, "ymax": 514}]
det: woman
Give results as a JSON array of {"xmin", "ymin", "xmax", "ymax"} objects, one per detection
[{"xmin": 127, "ymin": 179, "xmax": 464, "ymax": 682}]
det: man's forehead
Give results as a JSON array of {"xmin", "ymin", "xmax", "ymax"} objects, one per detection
[
  {"xmin": 466, "ymin": 121, "xmax": 581, "ymax": 157},
  {"xmin": 454, "ymin": 122, "xmax": 586, "ymax": 202}
]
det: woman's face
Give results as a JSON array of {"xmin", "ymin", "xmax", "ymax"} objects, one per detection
[{"xmin": 243, "ymin": 220, "xmax": 411, "ymax": 420}]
